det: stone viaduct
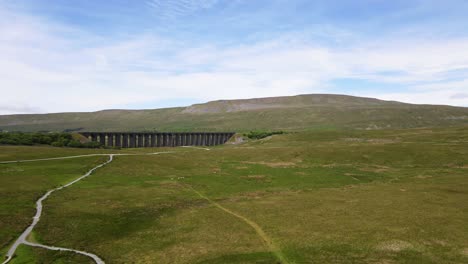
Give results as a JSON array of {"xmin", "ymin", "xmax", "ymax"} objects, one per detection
[{"xmin": 79, "ymin": 132, "xmax": 235, "ymax": 148}]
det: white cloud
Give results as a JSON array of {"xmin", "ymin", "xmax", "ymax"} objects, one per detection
[
  {"xmin": 361, "ymin": 79, "xmax": 468, "ymax": 106},
  {"xmin": 1, "ymin": 3, "xmax": 468, "ymax": 115},
  {"xmin": 337, "ymin": 37, "xmax": 468, "ymax": 82}
]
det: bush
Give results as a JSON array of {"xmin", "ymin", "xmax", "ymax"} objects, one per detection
[
  {"xmin": 51, "ymin": 141, "xmax": 64, "ymax": 147},
  {"xmin": 66, "ymin": 140, "xmax": 83, "ymax": 148},
  {"xmin": 244, "ymin": 131, "xmax": 285, "ymax": 140}
]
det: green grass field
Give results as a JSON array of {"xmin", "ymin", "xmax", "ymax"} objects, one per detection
[{"xmin": 1, "ymin": 127, "xmax": 468, "ymax": 263}]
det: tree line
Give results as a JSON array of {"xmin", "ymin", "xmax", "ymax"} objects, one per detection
[{"xmin": 0, "ymin": 132, "xmax": 102, "ymax": 148}]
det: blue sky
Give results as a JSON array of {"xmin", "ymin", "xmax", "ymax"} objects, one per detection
[{"xmin": 1, "ymin": 0, "xmax": 468, "ymax": 114}]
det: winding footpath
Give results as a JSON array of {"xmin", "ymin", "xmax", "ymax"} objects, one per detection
[
  {"xmin": 188, "ymin": 186, "xmax": 290, "ymax": 264},
  {"xmin": 1, "ymin": 151, "xmax": 173, "ymax": 264},
  {"xmin": 2, "ymin": 148, "xmax": 289, "ymax": 264},
  {"xmin": 0, "ymin": 152, "xmax": 175, "ymax": 164},
  {"xmin": 2, "ymin": 155, "xmax": 114, "ymax": 264},
  {"xmin": 0, "ymin": 154, "xmax": 113, "ymax": 164},
  {"xmin": 0, "ymin": 151, "xmax": 174, "ymax": 264}
]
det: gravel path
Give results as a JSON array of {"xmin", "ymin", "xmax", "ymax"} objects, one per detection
[
  {"xmin": 1, "ymin": 148, "xmax": 278, "ymax": 264},
  {"xmin": 0, "ymin": 152, "xmax": 175, "ymax": 164},
  {"xmin": 2, "ymin": 155, "xmax": 114, "ymax": 264},
  {"xmin": 1, "ymin": 151, "xmax": 178, "ymax": 264},
  {"xmin": 23, "ymin": 241, "xmax": 104, "ymax": 264},
  {"xmin": 181, "ymin": 146, "xmax": 211, "ymax": 151},
  {"xmin": 0, "ymin": 154, "xmax": 112, "ymax": 164}
]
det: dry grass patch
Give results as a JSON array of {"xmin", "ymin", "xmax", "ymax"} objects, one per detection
[
  {"xmin": 359, "ymin": 165, "xmax": 391, "ymax": 173},
  {"xmin": 320, "ymin": 163, "xmax": 354, "ymax": 168},
  {"xmin": 243, "ymin": 160, "xmax": 300, "ymax": 168},
  {"xmin": 414, "ymin": 175, "xmax": 433, "ymax": 179},
  {"xmin": 342, "ymin": 138, "xmax": 400, "ymax": 144},
  {"xmin": 158, "ymin": 180, "xmax": 181, "ymax": 188},
  {"xmin": 462, "ymin": 248, "xmax": 468, "ymax": 256},
  {"xmin": 241, "ymin": 175, "xmax": 271, "ymax": 183},
  {"xmin": 344, "ymin": 173, "xmax": 361, "ymax": 181},
  {"xmin": 376, "ymin": 240, "xmax": 415, "ymax": 252}
]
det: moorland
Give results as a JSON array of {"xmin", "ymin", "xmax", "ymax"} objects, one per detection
[{"xmin": 1, "ymin": 126, "xmax": 467, "ymax": 263}]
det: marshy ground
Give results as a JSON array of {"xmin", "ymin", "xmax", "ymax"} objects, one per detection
[{"xmin": 1, "ymin": 127, "xmax": 468, "ymax": 263}]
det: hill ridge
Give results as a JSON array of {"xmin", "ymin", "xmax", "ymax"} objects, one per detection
[{"xmin": 0, "ymin": 94, "xmax": 467, "ymax": 132}]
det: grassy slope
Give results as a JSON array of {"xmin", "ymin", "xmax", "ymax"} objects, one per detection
[
  {"xmin": 1, "ymin": 94, "xmax": 467, "ymax": 132},
  {"xmin": 1, "ymin": 126, "xmax": 467, "ymax": 263}
]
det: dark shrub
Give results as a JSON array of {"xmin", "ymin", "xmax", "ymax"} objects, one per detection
[{"xmin": 245, "ymin": 131, "xmax": 285, "ymax": 140}]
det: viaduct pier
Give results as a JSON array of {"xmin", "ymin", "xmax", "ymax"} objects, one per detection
[{"xmin": 80, "ymin": 132, "xmax": 235, "ymax": 148}]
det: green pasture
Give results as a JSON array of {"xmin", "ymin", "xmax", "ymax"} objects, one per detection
[{"xmin": 1, "ymin": 127, "xmax": 467, "ymax": 263}]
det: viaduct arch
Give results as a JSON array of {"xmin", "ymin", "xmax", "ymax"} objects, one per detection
[{"xmin": 79, "ymin": 132, "xmax": 235, "ymax": 148}]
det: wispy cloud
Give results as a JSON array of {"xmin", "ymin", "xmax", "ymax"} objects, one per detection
[
  {"xmin": 1, "ymin": 1, "xmax": 468, "ymax": 114},
  {"xmin": 146, "ymin": 0, "xmax": 218, "ymax": 20}
]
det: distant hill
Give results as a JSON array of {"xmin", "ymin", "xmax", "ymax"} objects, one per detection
[{"xmin": 1, "ymin": 94, "xmax": 467, "ymax": 132}]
